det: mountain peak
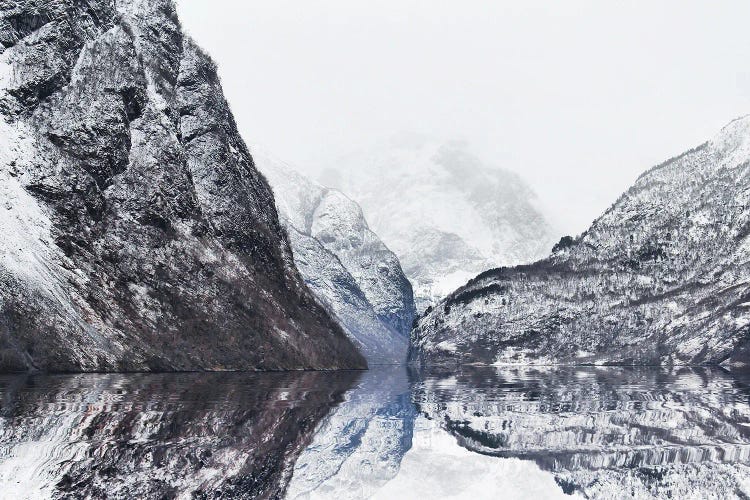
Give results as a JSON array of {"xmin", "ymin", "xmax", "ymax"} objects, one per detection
[
  {"xmin": 325, "ymin": 138, "xmax": 558, "ymax": 311},
  {"xmin": 411, "ymin": 115, "xmax": 750, "ymax": 367}
]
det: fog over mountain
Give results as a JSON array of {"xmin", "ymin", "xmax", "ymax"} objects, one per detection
[
  {"xmin": 176, "ymin": 0, "xmax": 750, "ymax": 237},
  {"xmin": 3, "ymin": 1, "xmax": 750, "ymax": 499},
  {"xmin": 320, "ymin": 137, "xmax": 558, "ymax": 311}
]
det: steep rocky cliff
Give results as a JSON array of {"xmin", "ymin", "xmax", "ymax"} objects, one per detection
[
  {"xmin": 0, "ymin": 0, "xmax": 365, "ymax": 371},
  {"xmin": 256, "ymin": 152, "xmax": 415, "ymax": 364},
  {"xmin": 412, "ymin": 116, "xmax": 750, "ymax": 367},
  {"xmin": 321, "ymin": 136, "xmax": 558, "ymax": 312}
]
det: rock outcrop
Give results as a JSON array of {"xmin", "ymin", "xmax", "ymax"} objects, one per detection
[{"xmin": 0, "ymin": 0, "xmax": 365, "ymax": 371}]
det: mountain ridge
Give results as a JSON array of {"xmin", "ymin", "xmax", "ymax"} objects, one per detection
[
  {"xmin": 256, "ymin": 150, "xmax": 415, "ymax": 364},
  {"xmin": 411, "ymin": 115, "xmax": 750, "ymax": 367}
]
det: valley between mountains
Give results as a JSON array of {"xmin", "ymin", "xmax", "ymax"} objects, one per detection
[{"xmin": 1, "ymin": 0, "xmax": 749, "ymax": 372}]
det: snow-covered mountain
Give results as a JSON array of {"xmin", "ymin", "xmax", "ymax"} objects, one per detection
[
  {"xmin": 412, "ymin": 116, "xmax": 750, "ymax": 367},
  {"xmin": 320, "ymin": 136, "xmax": 558, "ymax": 311},
  {"xmin": 0, "ymin": 0, "xmax": 364, "ymax": 371},
  {"xmin": 256, "ymin": 152, "xmax": 415, "ymax": 364}
]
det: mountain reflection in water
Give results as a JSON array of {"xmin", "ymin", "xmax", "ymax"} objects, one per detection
[
  {"xmin": 2, "ymin": 366, "xmax": 750, "ymax": 499},
  {"xmin": 0, "ymin": 372, "xmax": 359, "ymax": 499}
]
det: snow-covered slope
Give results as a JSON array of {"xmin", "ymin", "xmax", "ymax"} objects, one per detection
[
  {"xmin": 412, "ymin": 116, "xmax": 750, "ymax": 367},
  {"xmin": 0, "ymin": 0, "xmax": 364, "ymax": 371},
  {"xmin": 257, "ymin": 152, "xmax": 415, "ymax": 364},
  {"xmin": 320, "ymin": 136, "xmax": 558, "ymax": 311}
]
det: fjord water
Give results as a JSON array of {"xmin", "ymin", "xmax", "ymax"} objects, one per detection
[{"xmin": 2, "ymin": 367, "xmax": 750, "ymax": 499}]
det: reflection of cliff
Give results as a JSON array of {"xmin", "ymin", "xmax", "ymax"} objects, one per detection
[
  {"xmin": 287, "ymin": 367, "xmax": 416, "ymax": 499},
  {"xmin": 414, "ymin": 366, "xmax": 750, "ymax": 498},
  {"xmin": 0, "ymin": 371, "xmax": 358, "ymax": 499}
]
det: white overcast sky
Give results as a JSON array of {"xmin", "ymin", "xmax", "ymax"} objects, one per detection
[{"xmin": 176, "ymin": 0, "xmax": 750, "ymax": 236}]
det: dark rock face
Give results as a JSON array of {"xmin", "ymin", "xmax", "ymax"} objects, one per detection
[
  {"xmin": 412, "ymin": 117, "xmax": 750, "ymax": 367},
  {"xmin": 0, "ymin": 371, "xmax": 359, "ymax": 498},
  {"xmin": 0, "ymin": 0, "xmax": 365, "ymax": 371}
]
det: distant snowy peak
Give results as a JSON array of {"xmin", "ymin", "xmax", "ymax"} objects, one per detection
[
  {"xmin": 255, "ymin": 150, "xmax": 416, "ymax": 364},
  {"xmin": 320, "ymin": 137, "xmax": 558, "ymax": 311}
]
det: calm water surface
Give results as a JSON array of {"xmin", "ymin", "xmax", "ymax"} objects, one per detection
[{"xmin": 1, "ymin": 366, "xmax": 750, "ymax": 499}]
